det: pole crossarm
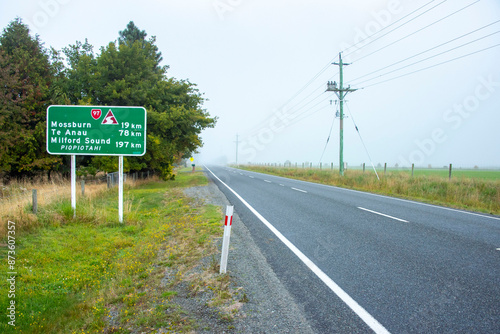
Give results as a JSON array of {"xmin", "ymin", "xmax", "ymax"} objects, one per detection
[
  {"xmin": 326, "ymin": 82, "xmax": 357, "ymax": 93},
  {"xmin": 326, "ymin": 81, "xmax": 357, "ymax": 99}
]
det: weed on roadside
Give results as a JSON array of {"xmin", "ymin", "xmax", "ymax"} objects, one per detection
[{"xmin": 0, "ymin": 171, "xmax": 245, "ymax": 333}]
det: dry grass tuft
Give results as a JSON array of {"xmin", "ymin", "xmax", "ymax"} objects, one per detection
[{"xmin": 0, "ymin": 177, "xmax": 111, "ymax": 238}]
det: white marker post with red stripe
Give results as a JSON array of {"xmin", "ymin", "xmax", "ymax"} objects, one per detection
[{"xmin": 220, "ymin": 205, "xmax": 234, "ymax": 274}]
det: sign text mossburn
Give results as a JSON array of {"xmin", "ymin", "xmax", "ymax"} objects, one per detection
[{"xmin": 47, "ymin": 105, "xmax": 147, "ymax": 156}]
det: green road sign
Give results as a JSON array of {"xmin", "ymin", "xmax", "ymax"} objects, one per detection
[{"xmin": 47, "ymin": 105, "xmax": 147, "ymax": 156}]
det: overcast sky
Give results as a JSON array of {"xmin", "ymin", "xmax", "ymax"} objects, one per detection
[{"xmin": 2, "ymin": 0, "xmax": 500, "ymax": 168}]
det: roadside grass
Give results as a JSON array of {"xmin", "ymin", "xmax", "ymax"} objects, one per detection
[
  {"xmin": 238, "ymin": 166, "xmax": 500, "ymax": 215},
  {"xmin": 0, "ymin": 179, "xmax": 104, "ymax": 237},
  {"xmin": 0, "ymin": 171, "xmax": 241, "ymax": 333}
]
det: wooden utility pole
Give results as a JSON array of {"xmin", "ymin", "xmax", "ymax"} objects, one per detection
[
  {"xmin": 234, "ymin": 134, "xmax": 241, "ymax": 166},
  {"xmin": 326, "ymin": 53, "xmax": 357, "ymax": 176}
]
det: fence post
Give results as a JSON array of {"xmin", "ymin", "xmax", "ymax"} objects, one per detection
[
  {"xmin": 411, "ymin": 163, "xmax": 415, "ymax": 177},
  {"xmin": 32, "ymin": 189, "xmax": 37, "ymax": 214},
  {"xmin": 384, "ymin": 163, "xmax": 387, "ymax": 175},
  {"xmin": 81, "ymin": 180, "xmax": 85, "ymax": 196},
  {"xmin": 449, "ymin": 163, "xmax": 452, "ymax": 180},
  {"xmin": 363, "ymin": 163, "xmax": 366, "ymax": 173}
]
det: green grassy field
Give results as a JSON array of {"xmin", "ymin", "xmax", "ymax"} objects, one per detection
[
  {"xmin": 349, "ymin": 167, "xmax": 500, "ymax": 181},
  {"xmin": 0, "ymin": 172, "xmax": 240, "ymax": 333},
  {"xmin": 411, "ymin": 169, "xmax": 499, "ymax": 180},
  {"xmin": 239, "ymin": 166, "xmax": 500, "ymax": 215}
]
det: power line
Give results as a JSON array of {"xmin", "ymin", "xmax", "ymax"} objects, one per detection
[
  {"xmin": 240, "ymin": 0, "xmax": 486, "ymax": 147},
  {"xmin": 277, "ymin": 69, "xmax": 347, "ymax": 126},
  {"xmin": 354, "ymin": 29, "xmax": 500, "ymax": 86},
  {"xmin": 362, "ymin": 42, "xmax": 500, "ymax": 89},
  {"xmin": 243, "ymin": 69, "xmax": 337, "ymax": 138},
  {"xmin": 275, "ymin": 0, "xmax": 447, "ymax": 117},
  {"xmin": 242, "ymin": 90, "xmax": 329, "ymax": 138},
  {"xmin": 286, "ymin": 75, "xmax": 338, "ymax": 114},
  {"xmin": 343, "ymin": 0, "xmax": 446, "ymax": 58},
  {"xmin": 286, "ymin": 96, "xmax": 331, "ymax": 126},
  {"xmin": 274, "ymin": 0, "xmax": 447, "ymax": 116},
  {"xmin": 243, "ymin": 76, "xmax": 337, "ymax": 138},
  {"xmin": 276, "ymin": 66, "xmax": 329, "ymax": 109},
  {"xmin": 274, "ymin": 63, "xmax": 339, "ymax": 115},
  {"xmin": 352, "ymin": 0, "xmax": 481, "ymax": 64},
  {"xmin": 350, "ymin": 19, "xmax": 500, "ymax": 84},
  {"xmin": 241, "ymin": 1, "xmax": 470, "ymax": 139}
]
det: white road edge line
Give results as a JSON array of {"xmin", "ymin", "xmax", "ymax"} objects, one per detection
[
  {"xmin": 358, "ymin": 207, "xmax": 409, "ymax": 223},
  {"xmin": 292, "ymin": 187, "xmax": 308, "ymax": 193},
  {"xmin": 205, "ymin": 166, "xmax": 390, "ymax": 334}
]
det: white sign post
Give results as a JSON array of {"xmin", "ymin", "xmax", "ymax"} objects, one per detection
[
  {"xmin": 71, "ymin": 155, "xmax": 76, "ymax": 218},
  {"xmin": 220, "ymin": 205, "xmax": 234, "ymax": 274},
  {"xmin": 118, "ymin": 156, "xmax": 124, "ymax": 223}
]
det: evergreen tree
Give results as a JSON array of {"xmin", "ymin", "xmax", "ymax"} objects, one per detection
[
  {"xmin": 0, "ymin": 19, "xmax": 216, "ymax": 180},
  {"xmin": 119, "ymin": 21, "xmax": 164, "ymax": 71},
  {"xmin": 60, "ymin": 39, "xmax": 97, "ymax": 104},
  {"xmin": 0, "ymin": 19, "xmax": 60, "ymax": 178},
  {"xmin": 88, "ymin": 22, "xmax": 216, "ymax": 179}
]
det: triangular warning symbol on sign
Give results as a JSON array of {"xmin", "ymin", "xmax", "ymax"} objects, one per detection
[{"xmin": 101, "ymin": 110, "xmax": 118, "ymax": 125}]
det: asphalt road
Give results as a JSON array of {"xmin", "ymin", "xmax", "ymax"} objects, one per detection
[{"xmin": 204, "ymin": 165, "xmax": 500, "ymax": 334}]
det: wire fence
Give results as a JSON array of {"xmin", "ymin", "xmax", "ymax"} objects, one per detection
[
  {"xmin": 248, "ymin": 161, "xmax": 500, "ymax": 170},
  {"xmin": 244, "ymin": 162, "xmax": 500, "ymax": 180},
  {"xmin": 0, "ymin": 171, "xmax": 156, "ymax": 214}
]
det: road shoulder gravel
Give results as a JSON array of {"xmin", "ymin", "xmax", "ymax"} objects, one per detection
[{"xmin": 183, "ymin": 178, "xmax": 315, "ymax": 333}]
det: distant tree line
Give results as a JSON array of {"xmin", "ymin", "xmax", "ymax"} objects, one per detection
[{"xmin": 0, "ymin": 19, "xmax": 216, "ymax": 180}]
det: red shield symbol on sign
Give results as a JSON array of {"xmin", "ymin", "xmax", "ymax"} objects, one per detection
[{"xmin": 91, "ymin": 109, "xmax": 102, "ymax": 120}]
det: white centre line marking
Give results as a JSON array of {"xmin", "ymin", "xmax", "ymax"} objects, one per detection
[
  {"xmin": 264, "ymin": 180, "xmax": 272, "ymax": 183},
  {"xmin": 229, "ymin": 166, "xmax": 500, "ymax": 222},
  {"xmin": 279, "ymin": 184, "xmax": 285, "ymax": 187},
  {"xmin": 496, "ymin": 248, "xmax": 500, "ymax": 251},
  {"xmin": 358, "ymin": 207, "xmax": 409, "ymax": 223},
  {"xmin": 292, "ymin": 187, "xmax": 308, "ymax": 193},
  {"xmin": 205, "ymin": 166, "xmax": 390, "ymax": 334},
  {"xmin": 249, "ymin": 176, "xmax": 254, "ymax": 179}
]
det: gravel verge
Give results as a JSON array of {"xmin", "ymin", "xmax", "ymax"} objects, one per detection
[{"xmin": 183, "ymin": 178, "xmax": 316, "ymax": 333}]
